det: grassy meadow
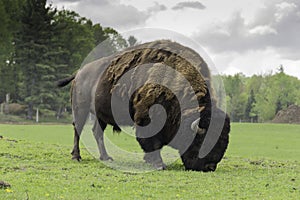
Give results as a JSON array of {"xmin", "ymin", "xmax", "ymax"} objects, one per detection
[{"xmin": 0, "ymin": 123, "xmax": 299, "ymax": 199}]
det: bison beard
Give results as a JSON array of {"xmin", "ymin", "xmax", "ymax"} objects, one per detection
[{"xmin": 94, "ymin": 42, "xmax": 230, "ymax": 172}]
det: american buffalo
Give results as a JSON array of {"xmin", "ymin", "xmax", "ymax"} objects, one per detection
[
  {"xmin": 94, "ymin": 40, "xmax": 230, "ymax": 171},
  {"xmin": 57, "ymin": 40, "xmax": 230, "ymax": 172}
]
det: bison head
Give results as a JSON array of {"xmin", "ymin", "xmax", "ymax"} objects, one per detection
[{"xmin": 180, "ymin": 108, "xmax": 230, "ymax": 172}]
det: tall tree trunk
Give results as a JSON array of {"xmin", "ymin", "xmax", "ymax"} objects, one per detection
[{"xmin": 27, "ymin": 102, "xmax": 33, "ymax": 120}]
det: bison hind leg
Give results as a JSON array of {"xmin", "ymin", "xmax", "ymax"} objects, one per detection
[{"xmin": 71, "ymin": 122, "xmax": 82, "ymax": 161}]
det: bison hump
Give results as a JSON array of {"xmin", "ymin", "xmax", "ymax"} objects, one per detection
[{"xmin": 106, "ymin": 48, "xmax": 207, "ymax": 100}]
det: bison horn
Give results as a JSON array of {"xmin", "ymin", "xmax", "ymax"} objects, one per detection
[{"xmin": 191, "ymin": 118, "xmax": 206, "ymax": 135}]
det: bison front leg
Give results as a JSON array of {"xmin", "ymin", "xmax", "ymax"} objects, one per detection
[
  {"xmin": 136, "ymin": 137, "xmax": 166, "ymax": 170},
  {"xmin": 144, "ymin": 150, "xmax": 166, "ymax": 170},
  {"xmin": 92, "ymin": 120, "xmax": 113, "ymax": 161}
]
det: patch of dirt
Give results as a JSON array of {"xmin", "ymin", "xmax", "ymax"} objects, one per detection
[{"xmin": 273, "ymin": 105, "xmax": 300, "ymax": 124}]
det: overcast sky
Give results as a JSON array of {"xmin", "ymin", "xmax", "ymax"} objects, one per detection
[{"xmin": 50, "ymin": 0, "xmax": 300, "ymax": 79}]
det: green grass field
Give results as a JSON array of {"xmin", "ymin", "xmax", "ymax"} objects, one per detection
[{"xmin": 0, "ymin": 123, "xmax": 299, "ymax": 199}]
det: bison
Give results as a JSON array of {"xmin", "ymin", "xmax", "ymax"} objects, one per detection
[
  {"xmin": 94, "ymin": 40, "xmax": 230, "ymax": 171},
  {"xmin": 58, "ymin": 40, "xmax": 230, "ymax": 171}
]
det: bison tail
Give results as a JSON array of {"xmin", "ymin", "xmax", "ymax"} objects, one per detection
[{"xmin": 56, "ymin": 74, "xmax": 76, "ymax": 87}]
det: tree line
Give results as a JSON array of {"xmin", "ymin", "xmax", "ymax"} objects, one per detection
[
  {"xmin": 0, "ymin": 0, "xmax": 136, "ymax": 119},
  {"xmin": 218, "ymin": 66, "xmax": 300, "ymax": 122}
]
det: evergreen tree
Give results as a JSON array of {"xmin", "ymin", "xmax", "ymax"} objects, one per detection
[
  {"xmin": 0, "ymin": 1, "xmax": 10, "ymax": 103},
  {"xmin": 244, "ymin": 89, "xmax": 256, "ymax": 121},
  {"xmin": 0, "ymin": 0, "xmax": 25, "ymax": 103},
  {"xmin": 15, "ymin": 0, "xmax": 57, "ymax": 119}
]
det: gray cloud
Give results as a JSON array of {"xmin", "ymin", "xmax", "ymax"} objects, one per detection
[
  {"xmin": 193, "ymin": 0, "xmax": 300, "ymax": 60},
  {"xmin": 147, "ymin": 2, "xmax": 167, "ymax": 13},
  {"xmin": 51, "ymin": 0, "xmax": 168, "ymax": 30},
  {"xmin": 172, "ymin": 1, "xmax": 206, "ymax": 10},
  {"xmin": 77, "ymin": 0, "xmax": 148, "ymax": 29}
]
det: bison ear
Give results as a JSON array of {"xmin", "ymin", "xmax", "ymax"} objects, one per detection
[{"xmin": 191, "ymin": 118, "xmax": 206, "ymax": 135}]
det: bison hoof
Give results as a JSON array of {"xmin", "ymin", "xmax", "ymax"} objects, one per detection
[
  {"xmin": 100, "ymin": 155, "xmax": 114, "ymax": 161},
  {"xmin": 153, "ymin": 163, "xmax": 166, "ymax": 170},
  {"xmin": 71, "ymin": 155, "xmax": 82, "ymax": 161}
]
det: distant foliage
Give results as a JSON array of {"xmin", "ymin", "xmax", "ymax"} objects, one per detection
[{"xmin": 221, "ymin": 69, "xmax": 300, "ymax": 122}]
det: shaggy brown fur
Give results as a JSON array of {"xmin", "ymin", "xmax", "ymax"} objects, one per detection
[{"xmin": 106, "ymin": 48, "xmax": 207, "ymax": 120}]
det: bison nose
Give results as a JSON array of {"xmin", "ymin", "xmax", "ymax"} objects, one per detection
[{"xmin": 205, "ymin": 163, "xmax": 216, "ymax": 171}]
